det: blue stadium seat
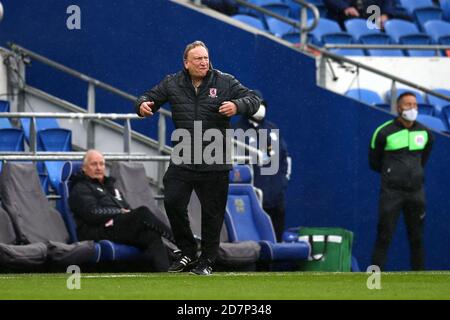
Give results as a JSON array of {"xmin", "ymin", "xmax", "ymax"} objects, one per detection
[
  {"xmin": 0, "ymin": 118, "xmax": 13, "ymax": 129},
  {"xmin": 427, "ymin": 89, "xmax": 450, "ymax": 116},
  {"xmin": 424, "ymin": 20, "xmax": 450, "ymax": 44},
  {"xmin": 400, "ymin": 0, "xmax": 438, "ymax": 15},
  {"xmin": 225, "ymin": 165, "xmax": 310, "ymax": 268},
  {"xmin": 399, "ymin": 0, "xmax": 443, "ymax": 30},
  {"xmin": 332, "ymin": 48, "xmax": 366, "ymax": 56},
  {"xmin": 385, "ymin": 88, "xmax": 427, "ymax": 104},
  {"xmin": 308, "ymin": 18, "xmax": 361, "ymax": 55},
  {"xmin": 416, "ymin": 114, "xmax": 448, "ymax": 131},
  {"xmin": 441, "ymin": 0, "xmax": 450, "ymax": 21},
  {"xmin": 261, "ymin": 3, "xmax": 291, "ymax": 17},
  {"xmin": 231, "ymin": 14, "xmax": 267, "ymax": 31},
  {"xmin": 285, "ymin": 0, "xmax": 327, "ymax": 20},
  {"xmin": 37, "ymin": 128, "xmax": 72, "ymax": 191},
  {"xmin": 0, "ymin": 128, "xmax": 25, "ymax": 152},
  {"xmin": 266, "ymin": 17, "xmax": 300, "ymax": 39},
  {"xmin": 344, "ymin": 19, "xmax": 403, "ymax": 56},
  {"xmin": 415, "ymin": 8, "xmax": 444, "ymax": 31},
  {"xmin": 37, "ymin": 128, "xmax": 72, "ymax": 152},
  {"xmin": 0, "ymin": 100, "xmax": 10, "ymax": 112},
  {"xmin": 266, "ymin": 18, "xmax": 296, "ymax": 37},
  {"xmin": 36, "ymin": 161, "xmax": 50, "ymax": 195},
  {"xmin": 440, "ymin": 105, "xmax": 450, "ymax": 129},
  {"xmin": 418, "ymin": 103, "xmax": 435, "ymax": 116},
  {"xmin": 20, "ymin": 117, "xmax": 60, "ymax": 143},
  {"xmin": 345, "ymin": 88, "xmax": 384, "ymax": 105},
  {"xmin": 374, "ymin": 103, "xmax": 391, "ymax": 112},
  {"xmin": 281, "ymin": 31, "xmax": 301, "ymax": 44},
  {"xmin": 384, "ymin": 19, "xmax": 435, "ymax": 56},
  {"xmin": 0, "ymin": 101, "xmax": 13, "ymax": 128},
  {"xmin": 58, "ymin": 161, "xmax": 145, "ymax": 261},
  {"xmin": 308, "ymin": 18, "xmax": 353, "ymax": 46},
  {"xmin": 250, "ymin": 2, "xmax": 292, "ymax": 29}
]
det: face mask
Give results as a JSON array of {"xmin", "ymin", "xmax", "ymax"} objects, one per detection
[{"xmin": 401, "ymin": 108, "xmax": 418, "ymax": 122}]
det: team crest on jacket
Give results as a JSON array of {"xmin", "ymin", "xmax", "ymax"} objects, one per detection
[
  {"xmin": 415, "ymin": 135, "xmax": 425, "ymax": 146},
  {"xmin": 209, "ymin": 88, "xmax": 218, "ymax": 98}
]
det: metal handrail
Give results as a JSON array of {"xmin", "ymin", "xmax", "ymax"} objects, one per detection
[
  {"xmin": 292, "ymin": 0, "xmax": 320, "ymax": 32},
  {"xmin": 232, "ymin": 0, "xmax": 319, "ymax": 45},
  {"xmin": 0, "ymin": 154, "xmax": 171, "ymax": 161},
  {"xmin": 325, "ymin": 44, "xmax": 450, "ymax": 50},
  {"xmin": 312, "ymin": 44, "xmax": 450, "ymax": 112},
  {"xmin": 0, "ymin": 153, "xmax": 251, "ymax": 163},
  {"xmin": 0, "ymin": 111, "xmax": 143, "ymax": 153},
  {"xmin": 8, "ymin": 43, "xmax": 172, "ymax": 117},
  {"xmin": 0, "ymin": 112, "xmax": 141, "ymax": 119}
]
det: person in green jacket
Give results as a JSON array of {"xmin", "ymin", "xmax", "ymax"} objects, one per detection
[{"xmin": 369, "ymin": 91, "xmax": 434, "ymax": 270}]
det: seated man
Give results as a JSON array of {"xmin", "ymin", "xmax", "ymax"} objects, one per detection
[
  {"xmin": 69, "ymin": 149, "xmax": 174, "ymax": 272},
  {"xmin": 323, "ymin": 0, "xmax": 396, "ymax": 29}
]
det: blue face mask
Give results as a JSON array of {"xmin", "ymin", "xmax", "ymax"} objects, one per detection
[{"xmin": 401, "ymin": 108, "xmax": 418, "ymax": 122}]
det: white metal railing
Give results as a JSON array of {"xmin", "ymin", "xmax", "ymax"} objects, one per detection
[
  {"xmin": 325, "ymin": 43, "xmax": 450, "ymax": 57},
  {"xmin": 0, "ymin": 112, "xmax": 142, "ymax": 153},
  {"xmin": 314, "ymin": 44, "xmax": 450, "ymax": 113}
]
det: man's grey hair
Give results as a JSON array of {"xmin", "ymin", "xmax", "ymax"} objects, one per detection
[
  {"xmin": 183, "ymin": 40, "xmax": 208, "ymax": 61},
  {"xmin": 83, "ymin": 149, "xmax": 104, "ymax": 166}
]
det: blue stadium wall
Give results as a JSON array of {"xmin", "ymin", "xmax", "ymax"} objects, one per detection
[{"xmin": 1, "ymin": 0, "xmax": 449, "ymax": 271}]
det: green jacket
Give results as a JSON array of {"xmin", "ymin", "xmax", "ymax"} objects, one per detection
[{"xmin": 369, "ymin": 118, "xmax": 434, "ymax": 191}]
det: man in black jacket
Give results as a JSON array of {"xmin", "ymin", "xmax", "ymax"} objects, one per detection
[
  {"xmin": 324, "ymin": 0, "xmax": 396, "ymax": 29},
  {"xmin": 369, "ymin": 92, "xmax": 434, "ymax": 270},
  {"xmin": 135, "ymin": 40, "xmax": 260, "ymax": 275},
  {"xmin": 69, "ymin": 149, "xmax": 174, "ymax": 272}
]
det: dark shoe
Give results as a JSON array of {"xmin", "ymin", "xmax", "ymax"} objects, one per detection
[
  {"xmin": 168, "ymin": 255, "xmax": 196, "ymax": 273},
  {"xmin": 190, "ymin": 259, "xmax": 213, "ymax": 276}
]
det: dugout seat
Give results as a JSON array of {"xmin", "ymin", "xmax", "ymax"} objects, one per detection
[
  {"xmin": 58, "ymin": 161, "xmax": 145, "ymax": 262},
  {"xmin": 0, "ymin": 162, "xmax": 101, "ymax": 268},
  {"xmin": 225, "ymin": 165, "xmax": 310, "ymax": 269}
]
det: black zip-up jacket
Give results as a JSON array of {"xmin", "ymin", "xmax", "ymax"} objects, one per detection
[
  {"xmin": 69, "ymin": 172, "xmax": 130, "ymax": 240},
  {"xmin": 369, "ymin": 118, "xmax": 434, "ymax": 191},
  {"xmin": 135, "ymin": 68, "xmax": 261, "ymax": 171}
]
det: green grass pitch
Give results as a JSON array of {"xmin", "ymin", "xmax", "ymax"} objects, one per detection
[{"xmin": 1, "ymin": 272, "xmax": 449, "ymax": 300}]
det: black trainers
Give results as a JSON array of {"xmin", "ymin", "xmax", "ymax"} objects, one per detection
[
  {"xmin": 190, "ymin": 259, "xmax": 213, "ymax": 276},
  {"xmin": 168, "ymin": 255, "xmax": 196, "ymax": 273}
]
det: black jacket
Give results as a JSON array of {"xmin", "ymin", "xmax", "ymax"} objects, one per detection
[
  {"xmin": 135, "ymin": 68, "xmax": 261, "ymax": 171},
  {"xmin": 324, "ymin": 0, "xmax": 396, "ymax": 20},
  {"xmin": 69, "ymin": 172, "xmax": 130, "ymax": 240},
  {"xmin": 233, "ymin": 117, "xmax": 290, "ymax": 208},
  {"xmin": 369, "ymin": 118, "xmax": 434, "ymax": 191}
]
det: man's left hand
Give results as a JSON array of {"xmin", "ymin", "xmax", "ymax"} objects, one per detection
[{"xmin": 219, "ymin": 101, "xmax": 237, "ymax": 117}]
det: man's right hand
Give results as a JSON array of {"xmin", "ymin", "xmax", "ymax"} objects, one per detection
[
  {"xmin": 139, "ymin": 101, "xmax": 155, "ymax": 117},
  {"xmin": 344, "ymin": 7, "xmax": 360, "ymax": 17}
]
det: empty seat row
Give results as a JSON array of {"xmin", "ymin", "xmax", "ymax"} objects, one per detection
[
  {"xmin": 237, "ymin": 0, "xmax": 327, "ymax": 23},
  {"xmin": 0, "ymin": 101, "xmax": 73, "ymax": 193},
  {"xmin": 232, "ymin": 1, "xmax": 450, "ymax": 56},
  {"xmin": 345, "ymin": 88, "xmax": 450, "ymax": 132}
]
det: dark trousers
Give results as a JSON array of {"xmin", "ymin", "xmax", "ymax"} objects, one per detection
[
  {"xmin": 371, "ymin": 186, "xmax": 426, "ymax": 271},
  {"xmin": 264, "ymin": 203, "xmax": 285, "ymax": 242},
  {"xmin": 104, "ymin": 206, "xmax": 172, "ymax": 272},
  {"xmin": 163, "ymin": 165, "xmax": 229, "ymax": 263}
]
